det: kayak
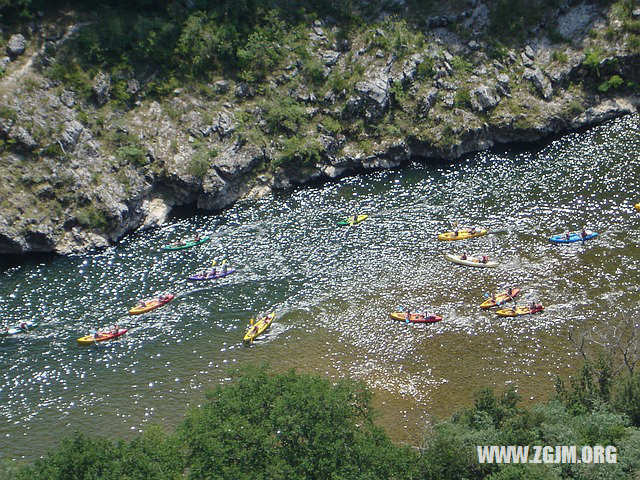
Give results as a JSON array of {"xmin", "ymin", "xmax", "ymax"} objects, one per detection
[
  {"xmin": 496, "ymin": 306, "xmax": 544, "ymax": 317},
  {"xmin": 189, "ymin": 268, "xmax": 236, "ymax": 281},
  {"xmin": 480, "ymin": 288, "xmax": 521, "ymax": 309},
  {"xmin": 338, "ymin": 215, "xmax": 368, "ymax": 226},
  {"xmin": 389, "ymin": 312, "xmax": 442, "ymax": 324},
  {"xmin": 77, "ymin": 328, "xmax": 128, "ymax": 345},
  {"xmin": 243, "ymin": 314, "xmax": 275, "ymax": 343},
  {"xmin": 161, "ymin": 236, "xmax": 211, "ymax": 251},
  {"xmin": 549, "ymin": 231, "xmax": 598, "ymax": 244},
  {"xmin": 445, "ymin": 254, "xmax": 498, "ymax": 268},
  {"xmin": 2, "ymin": 321, "xmax": 38, "ymax": 336},
  {"xmin": 129, "ymin": 294, "xmax": 175, "ymax": 315},
  {"xmin": 438, "ymin": 229, "xmax": 488, "ymax": 241}
]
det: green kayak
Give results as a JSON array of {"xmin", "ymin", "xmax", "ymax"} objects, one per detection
[
  {"xmin": 338, "ymin": 214, "xmax": 368, "ymax": 226},
  {"xmin": 161, "ymin": 236, "xmax": 211, "ymax": 251}
]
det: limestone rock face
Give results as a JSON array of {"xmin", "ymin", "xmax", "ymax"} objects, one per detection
[
  {"xmin": 6, "ymin": 34, "xmax": 27, "ymax": 57},
  {"xmin": 355, "ymin": 67, "xmax": 391, "ymax": 119},
  {"xmin": 0, "ymin": 5, "xmax": 639, "ymax": 256},
  {"xmin": 523, "ymin": 67, "xmax": 553, "ymax": 100},
  {"xmin": 92, "ymin": 72, "xmax": 111, "ymax": 106},
  {"xmin": 471, "ymin": 85, "xmax": 500, "ymax": 112}
]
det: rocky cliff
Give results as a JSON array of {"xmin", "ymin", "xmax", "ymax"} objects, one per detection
[{"xmin": 0, "ymin": 0, "xmax": 638, "ymax": 254}]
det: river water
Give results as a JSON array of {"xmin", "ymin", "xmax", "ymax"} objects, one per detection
[{"xmin": 1, "ymin": 114, "xmax": 640, "ymax": 459}]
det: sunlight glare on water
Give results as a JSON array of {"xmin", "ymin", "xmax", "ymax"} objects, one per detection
[{"xmin": 1, "ymin": 114, "xmax": 640, "ymax": 457}]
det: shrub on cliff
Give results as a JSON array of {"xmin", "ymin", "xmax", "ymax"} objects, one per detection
[{"xmin": 272, "ymin": 135, "xmax": 322, "ymax": 170}]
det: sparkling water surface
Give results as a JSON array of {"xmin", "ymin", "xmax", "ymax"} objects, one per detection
[{"xmin": 1, "ymin": 114, "xmax": 640, "ymax": 458}]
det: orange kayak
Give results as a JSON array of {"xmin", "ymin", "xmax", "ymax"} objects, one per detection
[
  {"xmin": 77, "ymin": 328, "xmax": 128, "ymax": 345},
  {"xmin": 480, "ymin": 288, "xmax": 521, "ymax": 309},
  {"xmin": 129, "ymin": 294, "xmax": 175, "ymax": 315}
]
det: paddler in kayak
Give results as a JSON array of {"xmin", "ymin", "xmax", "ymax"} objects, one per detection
[
  {"xmin": 20, "ymin": 322, "xmax": 29, "ymax": 332},
  {"xmin": 138, "ymin": 299, "xmax": 147, "ymax": 308},
  {"xmin": 470, "ymin": 226, "xmax": 477, "ymax": 234},
  {"xmin": 580, "ymin": 227, "xmax": 588, "ymax": 241},
  {"xmin": 461, "ymin": 252, "xmax": 468, "ymax": 260},
  {"xmin": 194, "ymin": 232, "xmax": 201, "ymax": 242}
]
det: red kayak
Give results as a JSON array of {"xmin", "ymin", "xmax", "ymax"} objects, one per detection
[{"xmin": 389, "ymin": 312, "xmax": 442, "ymax": 324}]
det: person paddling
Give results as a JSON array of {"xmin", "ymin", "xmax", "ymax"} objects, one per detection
[{"xmin": 580, "ymin": 227, "xmax": 588, "ymax": 242}]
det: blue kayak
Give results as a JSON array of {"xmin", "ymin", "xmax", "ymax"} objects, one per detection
[{"xmin": 549, "ymin": 231, "xmax": 598, "ymax": 244}]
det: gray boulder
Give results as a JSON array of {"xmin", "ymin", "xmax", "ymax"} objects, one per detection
[
  {"xmin": 9, "ymin": 126, "xmax": 37, "ymax": 150},
  {"xmin": 213, "ymin": 111, "xmax": 235, "ymax": 138},
  {"xmin": 417, "ymin": 89, "xmax": 438, "ymax": 115},
  {"xmin": 320, "ymin": 50, "xmax": 340, "ymax": 67},
  {"xmin": 127, "ymin": 79, "xmax": 140, "ymax": 97},
  {"xmin": 523, "ymin": 67, "xmax": 553, "ymax": 100},
  {"xmin": 235, "ymin": 82, "xmax": 255, "ymax": 98},
  {"xmin": 60, "ymin": 120, "xmax": 84, "ymax": 150},
  {"xmin": 60, "ymin": 90, "xmax": 75, "ymax": 108},
  {"xmin": 6, "ymin": 34, "xmax": 27, "ymax": 57},
  {"xmin": 92, "ymin": 72, "xmax": 111, "ymax": 106},
  {"xmin": 470, "ymin": 85, "xmax": 500, "ymax": 112},
  {"xmin": 355, "ymin": 67, "xmax": 390, "ymax": 118},
  {"xmin": 213, "ymin": 80, "xmax": 230, "ymax": 93}
]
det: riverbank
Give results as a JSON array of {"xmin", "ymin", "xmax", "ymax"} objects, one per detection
[{"xmin": 0, "ymin": 0, "xmax": 639, "ymax": 254}]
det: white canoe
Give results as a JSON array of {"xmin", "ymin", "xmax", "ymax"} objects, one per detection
[{"xmin": 444, "ymin": 254, "xmax": 498, "ymax": 268}]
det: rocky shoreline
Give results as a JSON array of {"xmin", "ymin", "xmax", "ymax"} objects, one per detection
[{"xmin": 0, "ymin": 1, "xmax": 639, "ymax": 255}]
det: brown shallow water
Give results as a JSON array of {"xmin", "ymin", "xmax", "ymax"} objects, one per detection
[{"xmin": 1, "ymin": 114, "xmax": 639, "ymax": 458}]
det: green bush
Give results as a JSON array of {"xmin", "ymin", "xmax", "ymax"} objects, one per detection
[
  {"xmin": 551, "ymin": 49, "xmax": 568, "ymax": 63},
  {"xmin": 187, "ymin": 149, "xmax": 215, "ymax": 178},
  {"xmin": 180, "ymin": 367, "xmax": 415, "ymax": 479},
  {"xmin": 416, "ymin": 57, "xmax": 436, "ymax": 79},
  {"xmin": 598, "ymin": 74, "xmax": 625, "ymax": 92},
  {"xmin": 583, "ymin": 47, "xmax": 606, "ymax": 77},
  {"xmin": 13, "ymin": 426, "xmax": 183, "ymax": 480},
  {"xmin": 75, "ymin": 206, "xmax": 109, "ymax": 230},
  {"xmin": 261, "ymin": 97, "xmax": 306, "ymax": 134},
  {"xmin": 318, "ymin": 116, "xmax": 343, "ymax": 135},
  {"xmin": 454, "ymin": 87, "xmax": 472, "ymax": 108},
  {"xmin": 301, "ymin": 57, "xmax": 327, "ymax": 85},
  {"xmin": 116, "ymin": 145, "xmax": 147, "ymax": 166},
  {"xmin": 450, "ymin": 55, "xmax": 472, "ymax": 74},
  {"xmin": 272, "ymin": 135, "xmax": 322, "ymax": 170},
  {"xmin": 40, "ymin": 143, "xmax": 65, "ymax": 158}
]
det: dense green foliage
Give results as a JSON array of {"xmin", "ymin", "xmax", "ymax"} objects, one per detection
[
  {"xmin": 180, "ymin": 368, "xmax": 414, "ymax": 479},
  {"xmin": 5, "ymin": 365, "xmax": 640, "ymax": 479},
  {"xmin": 3, "ymin": 368, "xmax": 414, "ymax": 480}
]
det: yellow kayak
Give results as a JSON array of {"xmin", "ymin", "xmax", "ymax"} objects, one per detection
[
  {"xmin": 243, "ymin": 313, "xmax": 275, "ymax": 343},
  {"xmin": 77, "ymin": 328, "xmax": 128, "ymax": 345},
  {"xmin": 338, "ymin": 214, "xmax": 368, "ymax": 226},
  {"xmin": 438, "ymin": 229, "xmax": 488, "ymax": 241},
  {"xmin": 480, "ymin": 288, "xmax": 521, "ymax": 309},
  {"xmin": 128, "ymin": 294, "xmax": 175, "ymax": 315},
  {"xmin": 496, "ymin": 305, "xmax": 544, "ymax": 317},
  {"xmin": 635, "ymin": 204, "xmax": 640, "ymax": 211}
]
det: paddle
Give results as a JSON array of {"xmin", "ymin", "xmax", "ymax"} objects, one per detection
[{"xmin": 397, "ymin": 306, "xmax": 411, "ymax": 324}]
